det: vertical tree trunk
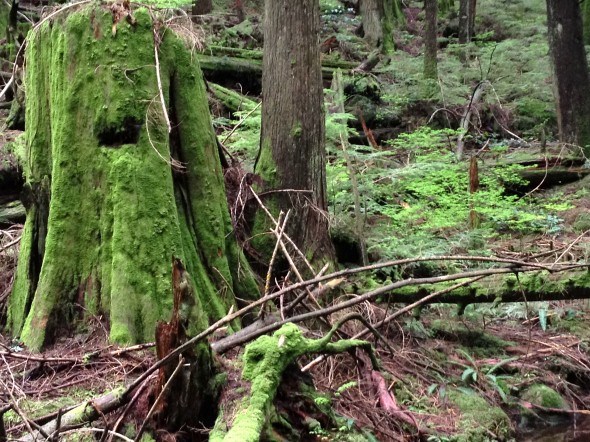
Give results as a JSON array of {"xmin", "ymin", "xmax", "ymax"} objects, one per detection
[
  {"xmin": 546, "ymin": 0, "xmax": 590, "ymax": 157},
  {"xmin": 438, "ymin": 0, "xmax": 454, "ymax": 16},
  {"xmin": 582, "ymin": 0, "xmax": 590, "ymax": 44},
  {"xmin": 359, "ymin": 0, "xmax": 402, "ymax": 54},
  {"xmin": 256, "ymin": 0, "xmax": 334, "ymax": 265},
  {"xmin": 458, "ymin": 0, "xmax": 476, "ymax": 43},
  {"xmin": 360, "ymin": 0, "xmax": 384, "ymax": 47},
  {"xmin": 424, "ymin": 0, "xmax": 438, "ymax": 80},
  {"xmin": 8, "ymin": 6, "xmax": 259, "ymax": 351}
]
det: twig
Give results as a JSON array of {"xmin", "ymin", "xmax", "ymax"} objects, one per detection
[
  {"xmin": 301, "ymin": 276, "xmax": 485, "ymax": 372},
  {"xmin": 457, "ymin": 80, "xmax": 489, "ymax": 160},
  {"xmin": 522, "ymin": 155, "xmax": 549, "ymax": 198},
  {"xmin": 59, "ymin": 428, "xmax": 133, "ymax": 442},
  {"xmin": 134, "ymin": 357, "xmax": 184, "ymax": 442},
  {"xmin": 222, "ymin": 101, "xmax": 261, "ymax": 144},
  {"xmin": 263, "ymin": 211, "xmax": 289, "ymax": 297},
  {"xmin": 152, "ymin": 27, "xmax": 171, "ymax": 134},
  {"xmin": 551, "ymin": 230, "xmax": 589, "ymax": 269},
  {"xmin": 0, "ymin": 76, "xmax": 13, "ymax": 102},
  {"xmin": 109, "ymin": 374, "xmax": 156, "ymax": 442},
  {"xmin": 0, "ymin": 235, "xmax": 20, "ymax": 254},
  {"xmin": 249, "ymin": 187, "xmax": 316, "ymax": 275}
]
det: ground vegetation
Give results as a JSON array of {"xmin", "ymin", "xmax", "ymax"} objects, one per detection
[{"xmin": 1, "ymin": 0, "xmax": 590, "ymax": 441}]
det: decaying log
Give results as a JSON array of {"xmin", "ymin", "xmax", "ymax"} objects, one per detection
[
  {"xmin": 18, "ymin": 387, "xmax": 127, "ymax": 442},
  {"xmin": 371, "ymin": 370, "xmax": 418, "ymax": 429},
  {"xmin": 210, "ymin": 323, "xmax": 378, "ymax": 442},
  {"xmin": 208, "ymin": 82, "xmax": 258, "ymax": 113},
  {"xmin": 197, "ymin": 49, "xmax": 359, "ymax": 87},
  {"xmin": 0, "ymin": 201, "xmax": 25, "ymax": 225}
]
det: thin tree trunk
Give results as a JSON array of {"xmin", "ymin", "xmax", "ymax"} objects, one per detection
[
  {"xmin": 438, "ymin": 0, "xmax": 454, "ymax": 15},
  {"xmin": 458, "ymin": 0, "xmax": 476, "ymax": 43},
  {"xmin": 360, "ymin": 0, "xmax": 401, "ymax": 53},
  {"xmin": 360, "ymin": 0, "xmax": 383, "ymax": 47},
  {"xmin": 583, "ymin": 0, "xmax": 590, "ymax": 44},
  {"xmin": 424, "ymin": 0, "xmax": 438, "ymax": 80},
  {"xmin": 256, "ymin": 0, "xmax": 334, "ymax": 266},
  {"xmin": 547, "ymin": 0, "xmax": 590, "ymax": 157}
]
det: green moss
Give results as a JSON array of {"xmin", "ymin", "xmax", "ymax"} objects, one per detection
[
  {"xmin": 521, "ymin": 384, "xmax": 568, "ymax": 409},
  {"xmin": 430, "ymin": 320, "xmax": 514, "ymax": 357},
  {"xmin": 573, "ymin": 212, "xmax": 590, "ymax": 233},
  {"xmin": 9, "ymin": 6, "xmax": 258, "ymax": 350},
  {"xmin": 219, "ymin": 323, "xmax": 374, "ymax": 441},
  {"xmin": 449, "ymin": 388, "xmax": 511, "ymax": 441},
  {"xmin": 290, "ymin": 121, "xmax": 302, "ymax": 138}
]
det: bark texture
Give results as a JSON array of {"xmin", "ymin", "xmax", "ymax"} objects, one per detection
[
  {"xmin": 256, "ymin": 0, "xmax": 334, "ymax": 264},
  {"xmin": 458, "ymin": 0, "xmax": 476, "ymax": 43},
  {"xmin": 8, "ymin": 6, "xmax": 258, "ymax": 350},
  {"xmin": 359, "ymin": 0, "xmax": 402, "ymax": 53},
  {"xmin": 547, "ymin": 0, "xmax": 590, "ymax": 157},
  {"xmin": 424, "ymin": 0, "xmax": 438, "ymax": 80}
]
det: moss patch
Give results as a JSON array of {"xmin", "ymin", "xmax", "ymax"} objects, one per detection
[
  {"xmin": 521, "ymin": 384, "xmax": 568, "ymax": 409},
  {"xmin": 449, "ymin": 388, "xmax": 512, "ymax": 441}
]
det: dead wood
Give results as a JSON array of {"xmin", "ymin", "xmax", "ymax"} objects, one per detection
[
  {"xmin": 18, "ymin": 387, "xmax": 127, "ymax": 442},
  {"xmin": 371, "ymin": 370, "xmax": 418, "ymax": 429}
]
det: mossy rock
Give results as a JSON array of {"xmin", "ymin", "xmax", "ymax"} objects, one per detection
[
  {"xmin": 519, "ymin": 384, "xmax": 570, "ymax": 430},
  {"xmin": 521, "ymin": 384, "xmax": 568, "ymax": 410},
  {"xmin": 448, "ymin": 388, "xmax": 512, "ymax": 442}
]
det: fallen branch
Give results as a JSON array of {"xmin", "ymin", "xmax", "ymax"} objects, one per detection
[
  {"xmin": 18, "ymin": 387, "xmax": 127, "ymax": 442},
  {"xmin": 371, "ymin": 370, "xmax": 418, "ymax": 430}
]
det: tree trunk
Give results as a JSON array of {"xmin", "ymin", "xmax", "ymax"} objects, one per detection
[
  {"xmin": 547, "ymin": 0, "xmax": 590, "ymax": 157},
  {"xmin": 360, "ymin": 0, "xmax": 383, "ymax": 47},
  {"xmin": 438, "ymin": 0, "xmax": 454, "ymax": 16},
  {"xmin": 255, "ymin": 0, "xmax": 334, "ymax": 266},
  {"xmin": 8, "ymin": 6, "xmax": 259, "ymax": 351},
  {"xmin": 583, "ymin": 0, "xmax": 590, "ymax": 45},
  {"xmin": 424, "ymin": 0, "xmax": 438, "ymax": 80},
  {"xmin": 359, "ymin": 0, "xmax": 402, "ymax": 53},
  {"xmin": 458, "ymin": 0, "xmax": 476, "ymax": 43}
]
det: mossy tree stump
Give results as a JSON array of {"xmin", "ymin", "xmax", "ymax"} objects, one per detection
[{"xmin": 8, "ymin": 4, "xmax": 258, "ymax": 351}]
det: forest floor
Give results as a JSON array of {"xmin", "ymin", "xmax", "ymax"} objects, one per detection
[{"xmin": 2, "ymin": 0, "xmax": 590, "ymax": 441}]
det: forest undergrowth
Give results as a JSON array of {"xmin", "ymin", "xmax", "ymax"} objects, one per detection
[{"xmin": 1, "ymin": 0, "xmax": 590, "ymax": 441}]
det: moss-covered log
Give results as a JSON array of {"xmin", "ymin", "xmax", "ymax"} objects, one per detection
[
  {"xmin": 210, "ymin": 323, "xmax": 377, "ymax": 442},
  {"xmin": 19, "ymin": 387, "xmax": 127, "ymax": 442},
  {"xmin": 196, "ymin": 50, "xmax": 358, "ymax": 91},
  {"xmin": 8, "ymin": 5, "xmax": 259, "ymax": 351},
  {"xmin": 208, "ymin": 82, "xmax": 258, "ymax": 113},
  {"xmin": 393, "ymin": 270, "xmax": 590, "ymax": 304}
]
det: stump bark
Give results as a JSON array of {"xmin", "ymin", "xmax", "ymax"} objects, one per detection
[{"xmin": 8, "ymin": 5, "xmax": 258, "ymax": 350}]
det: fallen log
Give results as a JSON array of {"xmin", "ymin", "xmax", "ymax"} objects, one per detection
[
  {"xmin": 204, "ymin": 45, "xmax": 358, "ymax": 71},
  {"xmin": 210, "ymin": 322, "xmax": 378, "ymax": 442},
  {"xmin": 0, "ymin": 201, "xmax": 25, "ymax": 225},
  {"xmin": 18, "ymin": 387, "xmax": 127, "ymax": 442},
  {"xmin": 208, "ymin": 82, "xmax": 258, "ymax": 113},
  {"xmin": 391, "ymin": 269, "xmax": 590, "ymax": 304},
  {"xmin": 197, "ymin": 52, "xmax": 358, "ymax": 90}
]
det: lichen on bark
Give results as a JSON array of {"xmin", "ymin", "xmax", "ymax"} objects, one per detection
[{"xmin": 8, "ymin": 5, "xmax": 258, "ymax": 350}]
